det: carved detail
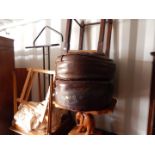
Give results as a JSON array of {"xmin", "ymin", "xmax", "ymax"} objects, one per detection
[{"xmin": 76, "ymin": 112, "xmax": 95, "ymax": 135}]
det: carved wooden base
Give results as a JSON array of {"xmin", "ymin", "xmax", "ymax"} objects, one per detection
[
  {"xmin": 74, "ymin": 112, "xmax": 95, "ymax": 135},
  {"xmin": 69, "ymin": 99, "xmax": 117, "ymax": 135}
]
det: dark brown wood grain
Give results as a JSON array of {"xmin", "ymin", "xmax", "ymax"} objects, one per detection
[
  {"xmin": 13, "ymin": 68, "xmax": 28, "ymax": 114},
  {"xmin": 78, "ymin": 20, "xmax": 85, "ymax": 50},
  {"xmin": 105, "ymin": 19, "xmax": 113, "ymax": 57},
  {"xmin": 147, "ymin": 52, "xmax": 155, "ymax": 134},
  {"xmin": 64, "ymin": 19, "xmax": 72, "ymax": 52},
  {"xmin": 97, "ymin": 19, "xmax": 106, "ymax": 54},
  {"xmin": 0, "ymin": 36, "xmax": 15, "ymax": 134},
  {"xmin": 14, "ymin": 68, "xmax": 28, "ymax": 98}
]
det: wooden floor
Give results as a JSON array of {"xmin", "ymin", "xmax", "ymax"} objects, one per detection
[
  {"xmin": 68, "ymin": 126, "xmax": 116, "ymax": 135},
  {"xmin": 0, "ymin": 118, "xmax": 116, "ymax": 135},
  {"xmin": 0, "ymin": 119, "xmax": 15, "ymax": 135},
  {"xmin": 8, "ymin": 127, "xmax": 116, "ymax": 135}
]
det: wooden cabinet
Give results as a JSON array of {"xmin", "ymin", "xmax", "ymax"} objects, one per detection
[{"xmin": 0, "ymin": 36, "xmax": 15, "ymax": 134}]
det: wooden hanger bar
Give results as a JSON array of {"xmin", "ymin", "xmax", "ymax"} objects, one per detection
[{"xmin": 25, "ymin": 44, "xmax": 60, "ymax": 49}]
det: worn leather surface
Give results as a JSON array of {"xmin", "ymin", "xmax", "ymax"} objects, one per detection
[
  {"xmin": 55, "ymin": 52, "xmax": 116, "ymax": 111},
  {"xmin": 56, "ymin": 52, "xmax": 115, "ymax": 80},
  {"xmin": 55, "ymin": 80, "xmax": 114, "ymax": 111}
]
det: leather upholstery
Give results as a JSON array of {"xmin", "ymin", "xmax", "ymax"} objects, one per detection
[{"xmin": 55, "ymin": 52, "xmax": 116, "ymax": 111}]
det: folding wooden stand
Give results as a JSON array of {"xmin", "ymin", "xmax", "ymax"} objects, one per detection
[{"xmin": 10, "ymin": 68, "xmax": 55, "ymax": 135}]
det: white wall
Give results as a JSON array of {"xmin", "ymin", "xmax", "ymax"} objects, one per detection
[
  {"xmin": 1, "ymin": 19, "xmax": 154, "ymax": 134},
  {"xmin": 95, "ymin": 20, "xmax": 154, "ymax": 134}
]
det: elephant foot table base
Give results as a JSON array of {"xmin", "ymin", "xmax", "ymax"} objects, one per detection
[{"xmin": 68, "ymin": 98, "xmax": 116, "ymax": 135}]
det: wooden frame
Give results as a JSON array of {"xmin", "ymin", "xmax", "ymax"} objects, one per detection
[
  {"xmin": 147, "ymin": 52, "xmax": 155, "ymax": 134},
  {"xmin": 11, "ymin": 68, "xmax": 55, "ymax": 135},
  {"xmin": 64, "ymin": 19, "xmax": 72, "ymax": 52},
  {"xmin": 64, "ymin": 19, "xmax": 113, "ymax": 57}
]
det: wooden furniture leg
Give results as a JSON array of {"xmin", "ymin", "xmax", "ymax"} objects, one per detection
[
  {"xmin": 38, "ymin": 73, "xmax": 42, "ymax": 101},
  {"xmin": 105, "ymin": 19, "xmax": 113, "ymax": 57},
  {"xmin": 64, "ymin": 19, "xmax": 72, "ymax": 52},
  {"xmin": 25, "ymin": 72, "xmax": 35, "ymax": 101},
  {"xmin": 97, "ymin": 19, "xmax": 106, "ymax": 54},
  {"xmin": 78, "ymin": 20, "xmax": 85, "ymax": 50},
  {"xmin": 47, "ymin": 75, "xmax": 54, "ymax": 135},
  {"xmin": 19, "ymin": 69, "xmax": 32, "ymax": 102}
]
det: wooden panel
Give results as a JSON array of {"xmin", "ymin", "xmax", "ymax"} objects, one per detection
[
  {"xmin": 0, "ymin": 36, "xmax": 14, "ymax": 48},
  {"xmin": 0, "ymin": 36, "xmax": 14, "ymax": 134},
  {"xmin": 147, "ymin": 52, "xmax": 155, "ymax": 134},
  {"xmin": 14, "ymin": 68, "xmax": 30, "ymax": 112}
]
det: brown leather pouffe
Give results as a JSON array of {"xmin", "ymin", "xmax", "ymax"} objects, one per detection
[
  {"xmin": 55, "ymin": 52, "xmax": 116, "ymax": 111},
  {"xmin": 56, "ymin": 52, "xmax": 115, "ymax": 81}
]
